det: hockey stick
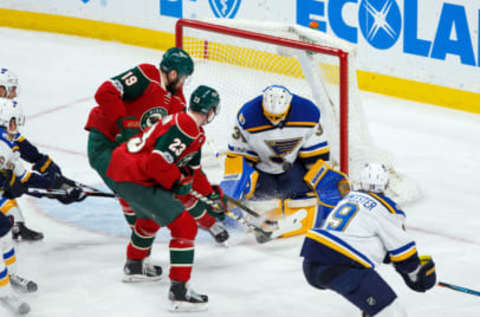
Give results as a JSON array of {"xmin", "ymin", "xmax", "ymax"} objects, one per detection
[
  {"xmin": 191, "ymin": 190, "xmax": 307, "ymax": 243},
  {"xmin": 437, "ymin": 281, "xmax": 480, "ymax": 297},
  {"xmin": 27, "ymin": 188, "xmax": 116, "ymax": 198}
]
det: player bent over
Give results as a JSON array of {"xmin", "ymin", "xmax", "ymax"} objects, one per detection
[
  {"xmin": 301, "ymin": 163, "xmax": 436, "ymax": 316},
  {"xmin": 106, "ymin": 86, "xmax": 226, "ymax": 311},
  {"xmin": 85, "ymin": 49, "xmax": 227, "ymax": 281},
  {"xmin": 0, "ymin": 69, "xmax": 83, "ymax": 241}
]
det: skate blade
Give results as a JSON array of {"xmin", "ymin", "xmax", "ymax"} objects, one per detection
[
  {"xmin": 168, "ymin": 300, "xmax": 208, "ymax": 312},
  {"xmin": 121, "ymin": 274, "xmax": 162, "ymax": 283}
]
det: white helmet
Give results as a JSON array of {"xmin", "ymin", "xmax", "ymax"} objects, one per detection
[
  {"xmin": 0, "ymin": 68, "xmax": 19, "ymax": 98},
  {"xmin": 358, "ymin": 163, "xmax": 389, "ymax": 193},
  {"xmin": 262, "ymin": 85, "xmax": 293, "ymax": 125},
  {"xmin": 0, "ymin": 98, "xmax": 25, "ymax": 134}
]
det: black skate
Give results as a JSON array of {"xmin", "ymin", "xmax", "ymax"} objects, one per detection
[
  {"xmin": 207, "ymin": 222, "xmax": 229, "ymax": 245},
  {"xmin": 168, "ymin": 280, "xmax": 208, "ymax": 312},
  {"xmin": 9, "ymin": 274, "xmax": 38, "ymax": 293},
  {"xmin": 122, "ymin": 258, "xmax": 162, "ymax": 283},
  {"xmin": 0, "ymin": 294, "xmax": 30, "ymax": 315},
  {"xmin": 12, "ymin": 222, "xmax": 44, "ymax": 241}
]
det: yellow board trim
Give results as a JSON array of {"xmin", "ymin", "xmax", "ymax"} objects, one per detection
[
  {"xmin": 306, "ymin": 231, "xmax": 372, "ymax": 268},
  {"xmin": 0, "ymin": 8, "xmax": 174, "ymax": 52},
  {"xmin": 0, "ymin": 8, "xmax": 478, "ymax": 113}
]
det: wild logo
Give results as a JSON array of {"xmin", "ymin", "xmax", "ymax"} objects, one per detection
[{"xmin": 140, "ymin": 107, "xmax": 167, "ymax": 130}]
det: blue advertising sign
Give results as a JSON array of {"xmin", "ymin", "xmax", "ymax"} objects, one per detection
[
  {"xmin": 160, "ymin": 0, "xmax": 183, "ymax": 19},
  {"xmin": 297, "ymin": 0, "xmax": 479, "ymax": 67}
]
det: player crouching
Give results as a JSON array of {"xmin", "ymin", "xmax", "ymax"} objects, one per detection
[{"xmin": 301, "ymin": 163, "xmax": 436, "ymax": 316}]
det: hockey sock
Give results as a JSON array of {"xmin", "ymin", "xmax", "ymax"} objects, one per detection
[
  {"xmin": 119, "ymin": 198, "xmax": 137, "ymax": 229},
  {"xmin": 127, "ymin": 218, "xmax": 160, "ymax": 260},
  {"xmin": 167, "ymin": 211, "xmax": 197, "ymax": 282}
]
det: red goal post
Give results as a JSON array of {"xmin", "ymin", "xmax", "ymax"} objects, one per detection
[
  {"xmin": 174, "ymin": 18, "xmax": 421, "ymax": 204},
  {"xmin": 175, "ymin": 18, "xmax": 350, "ymax": 175}
]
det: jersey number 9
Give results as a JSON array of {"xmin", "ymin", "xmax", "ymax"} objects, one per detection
[{"xmin": 326, "ymin": 202, "xmax": 359, "ymax": 232}]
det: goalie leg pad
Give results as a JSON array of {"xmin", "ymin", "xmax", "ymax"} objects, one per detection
[{"xmin": 221, "ymin": 156, "xmax": 258, "ymax": 200}]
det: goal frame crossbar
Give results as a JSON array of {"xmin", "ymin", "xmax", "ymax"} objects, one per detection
[{"xmin": 175, "ymin": 18, "xmax": 350, "ymax": 174}]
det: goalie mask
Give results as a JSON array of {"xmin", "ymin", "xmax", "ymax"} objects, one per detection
[
  {"xmin": 262, "ymin": 85, "xmax": 293, "ymax": 125},
  {"xmin": 189, "ymin": 85, "xmax": 220, "ymax": 124},
  {"xmin": 0, "ymin": 98, "xmax": 25, "ymax": 134},
  {"xmin": 358, "ymin": 163, "xmax": 389, "ymax": 193},
  {"xmin": 0, "ymin": 68, "xmax": 19, "ymax": 99}
]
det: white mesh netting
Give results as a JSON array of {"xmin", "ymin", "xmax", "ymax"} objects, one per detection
[{"xmin": 179, "ymin": 19, "xmax": 421, "ymax": 205}]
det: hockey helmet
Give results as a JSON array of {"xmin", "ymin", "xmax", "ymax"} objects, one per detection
[
  {"xmin": 0, "ymin": 68, "xmax": 19, "ymax": 98},
  {"xmin": 358, "ymin": 163, "xmax": 389, "ymax": 193},
  {"xmin": 262, "ymin": 85, "xmax": 293, "ymax": 125},
  {"xmin": 0, "ymin": 98, "xmax": 25, "ymax": 134},
  {"xmin": 189, "ymin": 85, "xmax": 220, "ymax": 124},
  {"xmin": 160, "ymin": 47, "xmax": 194, "ymax": 78}
]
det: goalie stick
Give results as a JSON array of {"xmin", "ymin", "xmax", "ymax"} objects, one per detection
[{"xmin": 191, "ymin": 190, "xmax": 306, "ymax": 243}]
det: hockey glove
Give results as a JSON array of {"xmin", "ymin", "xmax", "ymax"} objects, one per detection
[
  {"xmin": 206, "ymin": 185, "xmax": 228, "ymax": 220},
  {"xmin": 400, "ymin": 255, "xmax": 436, "ymax": 292},
  {"xmin": 56, "ymin": 187, "xmax": 87, "ymax": 204},
  {"xmin": 0, "ymin": 170, "xmax": 28, "ymax": 199},
  {"xmin": 171, "ymin": 174, "xmax": 193, "ymax": 196},
  {"xmin": 33, "ymin": 155, "xmax": 62, "ymax": 183}
]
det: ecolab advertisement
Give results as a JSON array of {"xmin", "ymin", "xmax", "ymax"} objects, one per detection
[{"xmin": 1, "ymin": 0, "xmax": 478, "ymax": 94}]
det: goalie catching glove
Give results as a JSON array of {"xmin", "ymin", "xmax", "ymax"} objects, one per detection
[{"xmin": 399, "ymin": 255, "xmax": 436, "ymax": 292}]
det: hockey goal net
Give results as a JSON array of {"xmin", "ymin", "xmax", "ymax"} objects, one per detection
[{"xmin": 176, "ymin": 18, "xmax": 421, "ymax": 205}]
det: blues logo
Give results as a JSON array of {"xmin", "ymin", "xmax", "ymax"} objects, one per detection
[
  {"xmin": 358, "ymin": 0, "xmax": 402, "ymax": 50},
  {"xmin": 209, "ymin": 0, "xmax": 241, "ymax": 19}
]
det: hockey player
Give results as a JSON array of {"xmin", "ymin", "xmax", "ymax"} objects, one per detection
[
  {"xmin": 226, "ymin": 85, "xmax": 330, "ymax": 200},
  {"xmin": 0, "ymin": 68, "xmax": 83, "ymax": 241},
  {"xmin": 106, "ymin": 85, "xmax": 225, "ymax": 312},
  {"xmin": 301, "ymin": 163, "xmax": 436, "ymax": 316},
  {"xmin": 85, "ymin": 48, "xmax": 228, "ymax": 282}
]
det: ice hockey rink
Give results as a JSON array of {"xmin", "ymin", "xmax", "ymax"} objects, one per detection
[{"xmin": 1, "ymin": 26, "xmax": 480, "ymax": 316}]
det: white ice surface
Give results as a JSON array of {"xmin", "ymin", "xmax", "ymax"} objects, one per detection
[{"xmin": 1, "ymin": 26, "xmax": 480, "ymax": 316}]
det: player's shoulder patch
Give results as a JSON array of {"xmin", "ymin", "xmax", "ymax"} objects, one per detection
[
  {"xmin": 237, "ymin": 95, "xmax": 273, "ymax": 132},
  {"xmin": 285, "ymin": 95, "xmax": 320, "ymax": 127},
  {"xmin": 138, "ymin": 64, "xmax": 161, "ymax": 83},
  {"xmin": 367, "ymin": 192, "xmax": 405, "ymax": 216},
  {"xmin": 176, "ymin": 112, "xmax": 200, "ymax": 139}
]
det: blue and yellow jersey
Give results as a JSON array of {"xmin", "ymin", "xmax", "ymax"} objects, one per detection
[
  {"xmin": 301, "ymin": 190, "xmax": 420, "ymax": 272},
  {"xmin": 228, "ymin": 93, "xmax": 329, "ymax": 175}
]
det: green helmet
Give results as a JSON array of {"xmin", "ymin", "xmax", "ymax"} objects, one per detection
[
  {"xmin": 160, "ymin": 47, "xmax": 194, "ymax": 77},
  {"xmin": 189, "ymin": 85, "xmax": 220, "ymax": 123}
]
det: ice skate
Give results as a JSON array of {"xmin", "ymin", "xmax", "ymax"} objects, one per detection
[
  {"xmin": 9, "ymin": 274, "xmax": 38, "ymax": 293},
  {"xmin": 12, "ymin": 222, "xmax": 44, "ymax": 241},
  {"xmin": 207, "ymin": 222, "xmax": 229, "ymax": 245},
  {"xmin": 0, "ymin": 294, "xmax": 30, "ymax": 315},
  {"xmin": 122, "ymin": 258, "xmax": 162, "ymax": 283},
  {"xmin": 168, "ymin": 281, "xmax": 208, "ymax": 312}
]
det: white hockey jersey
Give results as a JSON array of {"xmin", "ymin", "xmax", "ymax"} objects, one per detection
[
  {"xmin": 0, "ymin": 129, "xmax": 29, "ymax": 181},
  {"xmin": 301, "ymin": 190, "xmax": 418, "ymax": 269},
  {"xmin": 227, "ymin": 94, "xmax": 329, "ymax": 174}
]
